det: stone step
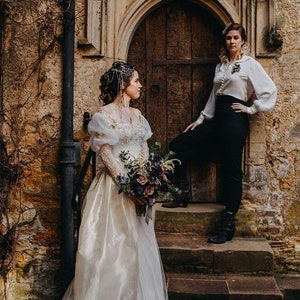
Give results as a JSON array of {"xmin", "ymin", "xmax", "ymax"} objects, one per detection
[
  {"xmin": 156, "ymin": 232, "xmax": 274, "ymax": 275},
  {"xmin": 155, "ymin": 203, "xmax": 257, "ymax": 237},
  {"xmin": 276, "ymin": 276, "xmax": 300, "ymax": 300},
  {"xmin": 166, "ymin": 273, "xmax": 283, "ymax": 300}
]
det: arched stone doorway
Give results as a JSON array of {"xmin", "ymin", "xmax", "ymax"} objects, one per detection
[{"xmin": 127, "ymin": 1, "xmax": 224, "ymax": 202}]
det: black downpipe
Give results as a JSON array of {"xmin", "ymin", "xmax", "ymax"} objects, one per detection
[{"xmin": 60, "ymin": 0, "xmax": 75, "ymax": 292}]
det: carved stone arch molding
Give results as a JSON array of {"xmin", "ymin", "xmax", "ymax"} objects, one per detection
[
  {"xmin": 116, "ymin": 0, "xmax": 240, "ymax": 60},
  {"xmin": 80, "ymin": 0, "xmax": 278, "ymax": 60}
]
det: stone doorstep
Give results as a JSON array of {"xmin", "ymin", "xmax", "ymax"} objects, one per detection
[
  {"xmin": 157, "ymin": 232, "xmax": 274, "ymax": 275},
  {"xmin": 155, "ymin": 203, "xmax": 257, "ymax": 237},
  {"xmin": 155, "ymin": 203, "xmax": 292, "ymax": 299},
  {"xmin": 166, "ymin": 273, "xmax": 283, "ymax": 300},
  {"xmin": 275, "ymin": 276, "xmax": 300, "ymax": 300}
]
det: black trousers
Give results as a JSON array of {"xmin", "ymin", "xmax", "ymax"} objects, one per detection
[{"xmin": 169, "ymin": 95, "xmax": 249, "ymax": 214}]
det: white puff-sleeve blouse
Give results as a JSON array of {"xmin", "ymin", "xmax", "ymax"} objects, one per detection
[{"xmin": 197, "ymin": 55, "xmax": 277, "ymax": 121}]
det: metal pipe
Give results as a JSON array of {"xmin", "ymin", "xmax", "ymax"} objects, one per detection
[{"xmin": 60, "ymin": 0, "xmax": 75, "ymax": 292}]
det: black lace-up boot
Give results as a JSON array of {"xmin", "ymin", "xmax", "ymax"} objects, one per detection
[{"xmin": 207, "ymin": 211, "xmax": 236, "ymax": 244}]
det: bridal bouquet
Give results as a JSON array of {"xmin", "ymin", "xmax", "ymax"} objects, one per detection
[{"xmin": 116, "ymin": 142, "xmax": 181, "ymax": 223}]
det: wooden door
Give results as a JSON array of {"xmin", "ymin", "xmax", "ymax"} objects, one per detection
[{"xmin": 128, "ymin": 1, "xmax": 223, "ymax": 202}]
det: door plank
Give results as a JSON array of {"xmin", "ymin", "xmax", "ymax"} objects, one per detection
[
  {"xmin": 128, "ymin": 1, "xmax": 223, "ymax": 202},
  {"xmin": 145, "ymin": 7, "xmax": 168, "ymax": 152}
]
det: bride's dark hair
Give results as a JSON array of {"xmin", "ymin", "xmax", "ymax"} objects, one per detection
[{"xmin": 99, "ymin": 61, "xmax": 136, "ymax": 105}]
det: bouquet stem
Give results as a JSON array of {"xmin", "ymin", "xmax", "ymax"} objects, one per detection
[{"xmin": 136, "ymin": 204, "xmax": 147, "ymax": 216}]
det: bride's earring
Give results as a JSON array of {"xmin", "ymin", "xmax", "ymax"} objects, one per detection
[{"xmin": 120, "ymin": 86, "xmax": 125, "ymax": 103}]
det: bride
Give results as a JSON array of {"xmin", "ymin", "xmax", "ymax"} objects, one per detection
[{"xmin": 62, "ymin": 61, "xmax": 168, "ymax": 300}]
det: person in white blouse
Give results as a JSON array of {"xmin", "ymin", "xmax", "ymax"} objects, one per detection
[{"xmin": 163, "ymin": 23, "xmax": 277, "ymax": 244}]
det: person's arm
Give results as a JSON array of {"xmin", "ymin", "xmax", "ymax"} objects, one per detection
[
  {"xmin": 184, "ymin": 88, "xmax": 216, "ymax": 132},
  {"xmin": 99, "ymin": 144, "xmax": 123, "ymax": 182},
  {"xmin": 141, "ymin": 141, "xmax": 149, "ymax": 160},
  {"xmin": 88, "ymin": 110, "xmax": 122, "ymax": 181},
  {"xmin": 184, "ymin": 65, "xmax": 219, "ymax": 132},
  {"xmin": 88, "ymin": 110, "xmax": 118, "ymax": 151},
  {"xmin": 232, "ymin": 59, "xmax": 277, "ymax": 115},
  {"xmin": 99, "ymin": 144, "xmax": 146, "ymax": 205},
  {"xmin": 247, "ymin": 59, "xmax": 277, "ymax": 114}
]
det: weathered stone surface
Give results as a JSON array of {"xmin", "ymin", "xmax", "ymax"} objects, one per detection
[
  {"xmin": 276, "ymin": 276, "xmax": 300, "ymax": 300},
  {"xmin": 166, "ymin": 273, "xmax": 283, "ymax": 300},
  {"xmin": 156, "ymin": 203, "xmax": 257, "ymax": 237},
  {"xmin": 1, "ymin": 0, "xmax": 300, "ymax": 299},
  {"xmin": 157, "ymin": 231, "xmax": 274, "ymax": 275},
  {"xmin": 155, "ymin": 203, "xmax": 225, "ymax": 235}
]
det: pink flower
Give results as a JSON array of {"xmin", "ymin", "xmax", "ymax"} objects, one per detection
[
  {"xmin": 136, "ymin": 173, "xmax": 148, "ymax": 185},
  {"xmin": 161, "ymin": 173, "xmax": 168, "ymax": 182},
  {"xmin": 144, "ymin": 186, "xmax": 155, "ymax": 196}
]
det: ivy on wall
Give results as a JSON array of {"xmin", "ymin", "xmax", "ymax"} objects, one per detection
[{"xmin": 0, "ymin": 1, "xmax": 68, "ymax": 297}]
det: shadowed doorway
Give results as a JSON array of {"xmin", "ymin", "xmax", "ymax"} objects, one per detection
[{"xmin": 128, "ymin": 0, "xmax": 223, "ymax": 202}]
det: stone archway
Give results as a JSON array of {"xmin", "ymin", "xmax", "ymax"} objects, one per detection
[
  {"xmin": 116, "ymin": 0, "xmax": 235, "ymax": 60},
  {"xmin": 84, "ymin": 0, "xmax": 277, "ymax": 62}
]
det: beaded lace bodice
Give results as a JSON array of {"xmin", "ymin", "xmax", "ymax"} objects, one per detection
[
  {"xmin": 88, "ymin": 105, "xmax": 152, "ymax": 180},
  {"xmin": 111, "ymin": 123, "xmax": 148, "ymax": 158}
]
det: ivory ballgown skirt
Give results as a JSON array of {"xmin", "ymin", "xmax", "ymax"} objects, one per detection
[{"xmin": 62, "ymin": 168, "xmax": 168, "ymax": 300}]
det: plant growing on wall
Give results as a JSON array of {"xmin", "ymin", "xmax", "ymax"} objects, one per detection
[
  {"xmin": 265, "ymin": 27, "xmax": 283, "ymax": 52},
  {"xmin": 0, "ymin": 1, "xmax": 68, "ymax": 298},
  {"xmin": 0, "ymin": 137, "xmax": 21, "ymax": 276}
]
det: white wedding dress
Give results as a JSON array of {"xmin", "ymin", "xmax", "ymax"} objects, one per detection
[{"xmin": 62, "ymin": 106, "xmax": 168, "ymax": 300}]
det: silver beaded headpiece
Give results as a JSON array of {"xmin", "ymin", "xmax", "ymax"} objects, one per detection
[{"xmin": 108, "ymin": 61, "xmax": 136, "ymax": 89}]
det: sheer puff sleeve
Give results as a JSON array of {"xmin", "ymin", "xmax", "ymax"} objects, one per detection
[
  {"xmin": 139, "ymin": 114, "xmax": 152, "ymax": 160},
  {"xmin": 88, "ymin": 110, "xmax": 123, "ymax": 181},
  {"xmin": 88, "ymin": 110, "xmax": 119, "ymax": 153},
  {"xmin": 141, "ymin": 115, "xmax": 153, "ymax": 141}
]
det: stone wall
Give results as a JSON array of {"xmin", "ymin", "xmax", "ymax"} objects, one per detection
[
  {"xmin": 242, "ymin": 0, "xmax": 300, "ymax": 274},
  {"xmin": 0, "ymin": 0, "xmax": 299, "ymax": 299},
  {"xmin": 0, "ymin": 1, "xmax": 63, "ymax": 299}
]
